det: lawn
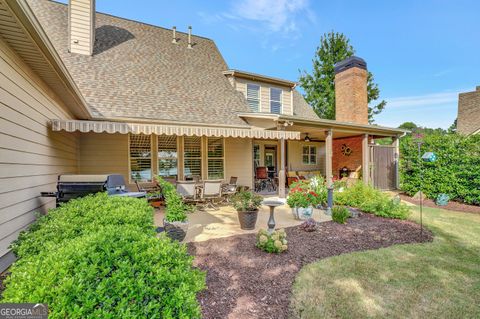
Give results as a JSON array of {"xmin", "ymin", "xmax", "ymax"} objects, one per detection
[{"xmin": 290, "ymin": 204, "xmax": 480, "ymax": 318}]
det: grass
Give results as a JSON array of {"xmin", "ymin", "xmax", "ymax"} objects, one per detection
[{"xmin": 290, "ymin": 204, "xmax": 480, "ymax": 319}]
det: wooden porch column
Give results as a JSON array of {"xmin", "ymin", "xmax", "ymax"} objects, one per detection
[
  {"xmin": 393, "ymin": 136, "xmax": 400, "ymax": 189},
  {"xmin": 325, "ymin": 129, "xmax": 333, "ymax": 187},
  {"xmin": 362, "ymin": 134, "xmax": 370, "ymax": 185},
  {"xmin": 278, "ymin": 138, "xmax": 286, "ymax": 198}
]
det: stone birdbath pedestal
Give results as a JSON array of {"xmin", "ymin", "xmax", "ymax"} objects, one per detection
[{"xmin": 261, "ymin": 199, "xmax": 284, "ymax": 234}]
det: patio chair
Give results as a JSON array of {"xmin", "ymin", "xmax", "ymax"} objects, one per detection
[
  {"xmin": 176, "ymin": 181, "xmax": 200, "ymax": 204},
  {"xmin": 135, "ymin": 179, "xmax": 161, "ymax": 201},
  {"xmin": 255, "ymin": 166, "xmax": 275, "ymax": 193},
  {"xmin": 221, "ymin": 176, "xmax": 238, "ymax": 203},
  {"xmin": 200, "ymin": 179, "xmax": 223, "ymax": 210}
]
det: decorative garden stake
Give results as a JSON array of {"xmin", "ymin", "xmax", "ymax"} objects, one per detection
[{"xmin": 415, "ymin": 131, "xmax": 437, "ymax": 238}]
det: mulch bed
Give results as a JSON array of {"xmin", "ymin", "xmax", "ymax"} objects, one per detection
[
  {"xmin": 399, "ymin": 193, "xmax": 480, "ymax": 214},
  {"xmin": 188, "ymin": 214, "xmax": 432, "ymax": 319}
]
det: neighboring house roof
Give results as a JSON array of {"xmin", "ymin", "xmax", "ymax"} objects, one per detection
[
  {"xmin": 457, "ymin": 86, "xmax": 480, "ymax": 135},
  {"xmin": 27, "ymin": 0, "xmax": 252, "ymax": 127}
]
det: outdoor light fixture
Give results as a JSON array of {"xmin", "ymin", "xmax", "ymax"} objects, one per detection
[{"xmin": 304, "ymin": 133, "xmax": 311, "ymax": 142}]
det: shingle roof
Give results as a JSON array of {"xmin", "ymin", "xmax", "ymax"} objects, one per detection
[
  {"xmin": 292, "ymin": 90, "xmax": 319, "ymax": 119},
  {"xmin": 27, "ymin": 0, "xmax": 319, "ymax": 126}
]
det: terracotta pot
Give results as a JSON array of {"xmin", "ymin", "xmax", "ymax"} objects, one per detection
[
  {"xmin": 163, "ymin": 219, "xmax": 188, "ymax": 241},
  {"xmin": 150, "ymin": 201, "xmax": 162, "ymax": 208},
  {"xmin": 237, "ymin": 209, "xmax": 258, "ymax": 230}
]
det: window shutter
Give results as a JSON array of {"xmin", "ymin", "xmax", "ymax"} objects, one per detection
[{"xmin": 130, "ymin": 134, "xmax": 152, "ymax": 182}]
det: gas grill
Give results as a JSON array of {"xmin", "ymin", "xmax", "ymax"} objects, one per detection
[{"xmin": 41, "ymin": 174, "xmax": 146, "ymax": 206}]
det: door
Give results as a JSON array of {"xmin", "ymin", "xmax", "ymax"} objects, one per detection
[{"xmin": 370, "ymin": 145, "xmax": 396, "ymax": 190}]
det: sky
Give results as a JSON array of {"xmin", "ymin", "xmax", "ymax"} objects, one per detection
[{"xmin": 62, "ymin": 0, "xmax": 480, "ymax": 129}]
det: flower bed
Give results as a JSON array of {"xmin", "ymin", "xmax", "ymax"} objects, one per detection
[{"xmin": 3, "ymin": 193, "xmax": 205, "ymax": 318}]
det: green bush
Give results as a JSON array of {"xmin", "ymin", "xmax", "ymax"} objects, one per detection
[
  {"xmin": 4, "ymin": 193, "xmax": 205, "ymax": 318},
  {"xmin": 3, "ymin": 226, "xmax": 205, "ymax": 318},
  {"xmin": 231, "ymin": 190, "xmax": 263, "ymax": 211},
  {"xmin": 256, "ymin": 228, "xmax": 288, "ymax": 253},
  {"xmin": 157, "ymin": 177, "xmax": 188, "ymax": 222},
  {"xmin": 400, "ymin": 133, "xmax": 480, "ymax": 205},
  {"xmin": 335, "ymin": 182, "xmax": 410, "ymax": 219},
  {"xmin": 332, "ymin": 206, "xmax": 349, "ymax": 224},
  {"xmin": 11, "ymin": 193, "xmax": 154, "ymax": 258}
]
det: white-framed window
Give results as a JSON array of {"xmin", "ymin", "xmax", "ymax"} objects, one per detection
[
  {"xmin": 270, "ymin": 87, "xmax": 282, "ymax": 114},
  {"xmin": 207, "ymin": 137, "xmax": 224, "ymax": 179},
  {"xmin": 184, "ymin": 136, "xmax": 202, "ymax": 179},
  {"xmin": 246, "ymin": 83, "xmax": 260, "ymax": 112},
  {"xmin": 158, "ymin": 135, "xmax": 178, "ymax": 178},
  {"xmin": 129, "ymin": 134, "xmax": 152, "ymax": 182},
  {"xmin": 302, "ymin": 145, "xmax": 317, "ymax": 165}
]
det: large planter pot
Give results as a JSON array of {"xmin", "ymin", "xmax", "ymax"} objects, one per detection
[
  {"xmin": 237, "ymin": 209, "xmax": 258, "ymax": 230},
  {"xmin": 163, "ymin": 219, "xmax": 188, "ymax": 241},
  {"xmin": 292, "ymin": 206, "xmax": 313, "ymax": 220}
]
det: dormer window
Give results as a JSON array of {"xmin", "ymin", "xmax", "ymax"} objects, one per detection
[
  {"xmin": 270, "ymin": 88, "xmax": 282, "ymax": 114},
  {"xmin": 247, "ymin": 83, "xmax": 260, "ymax": 112}
]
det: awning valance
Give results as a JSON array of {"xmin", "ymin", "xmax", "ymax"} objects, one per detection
[{"xmin": 51, "ymin": 119, "xmax": 300, "ymax": 140}]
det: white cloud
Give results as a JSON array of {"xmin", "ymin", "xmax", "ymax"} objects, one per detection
[
  {"xmin": 228, "ymin": 0, "xmax": 314, "ymax": 33},
  {"xmin": 385, "ymin": 91, "xmax": 459, "ymax": 109}
]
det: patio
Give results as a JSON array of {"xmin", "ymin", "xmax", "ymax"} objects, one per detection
[{"xmin": 154, "ymin": 197, "xmax": 332, "ymax": 242}]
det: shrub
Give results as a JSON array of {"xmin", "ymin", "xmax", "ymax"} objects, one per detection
[
  {"xmin": 400, "ymin": 133, "xmax": 480, "ymax": 205},
  {"xmin": 2, "ymin": 226, "xmax": 205, "ymax": 318},
  {"xmin": 256, "ymin": 229, "xmax": 288, "ymax": 253},
  {"xmin": 299, "ymin": 218, "xmax": 318, "ymax": 232},
  {"xmin": 231, "ymin": 190, "xmax": 263, "ymax": 211},
  {"xmin": 334, "ymin": 182, "xmax": 410, "ymax": 220},
  {"xmin": 157, "ymin": 177, "xmax": 188, "ymax": 222},
  {"xmin": 332, "ymin": 206, "xmax": 349, "ymax": 224},
  {"xmin": 11, "ymin": 193, "xmax": 154, "ymax": 258}
]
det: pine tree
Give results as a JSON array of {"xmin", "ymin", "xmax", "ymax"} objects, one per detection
[{"xmin": 299, "ymin": 31, "xmax": 386, "ymax": 123}]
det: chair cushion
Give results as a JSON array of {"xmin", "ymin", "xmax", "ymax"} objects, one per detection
[{"xmin": 287, "ymin": 171, "xmax": 298, "ymax": 177}]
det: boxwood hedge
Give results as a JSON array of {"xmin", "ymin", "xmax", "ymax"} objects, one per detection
[
  {"xmin": 3, "ymin": 193, "xmax": 205, "ymax": 318},
  {"xmin": 400, "ymin": 133, "xmax": 480, "ymax": 205}
]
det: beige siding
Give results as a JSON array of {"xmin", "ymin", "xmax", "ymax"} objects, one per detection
[
  {"xmin": 69, "ymin": 0, "xmax": 94, "ymax": 55},
  {"xmin": 224, "ymin": 137, "xmax": 253, "ymax": 188},
  {"xmin": 78, "ymin": 132, "xmax": 130, "ymax": 187},
  {"xmin": 287, "ymin": 140, "xmax": 326, "ymax": 176},
  {"xmin": 0, "ymin": 38, "xmax": 78, "ymax": 270},
  {"xmin": 234, "ymin": 78, "xmax": 293, "ymax": 115}
]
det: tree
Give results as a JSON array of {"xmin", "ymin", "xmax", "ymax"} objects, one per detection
[
  {"xmin": 448, "ymin": 118, "xmax": 457, "ymax": 134},
  {"xmin": 398, "ymin": 122, "xmax": 418, "ymax": 131},
  {"xmin": 299, "ymin": 31, "xmax": 386, "ymax": 123}
]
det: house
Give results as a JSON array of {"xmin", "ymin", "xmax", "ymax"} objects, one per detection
[
  {"xmin": 457, "ymin": 86, "xmax": 480, "ymax": 135},
  {"xmin": 0, "ymin": 0, "xmax": 405, "ymax": 271}
]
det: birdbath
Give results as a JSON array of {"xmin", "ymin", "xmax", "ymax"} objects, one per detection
[{"xmin": 261, "ymin": 199, "xmax": 284, "ymax": 234}]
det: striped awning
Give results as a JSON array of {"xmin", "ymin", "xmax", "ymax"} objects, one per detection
[{"xmin": 51, "ymin": 119, "xmax": 300, "ymax": 140}]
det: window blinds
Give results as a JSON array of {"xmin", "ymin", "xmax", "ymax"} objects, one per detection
[
  {"xmin": 247, "ymin": 84, "xmax": 260, "ymax": 112},
  {"xmin": 158, "ymin": 135, "xmax": 178, "ymax": 177},
  {"xmin": 270, "ymin": 88, "xmax": 282, "ymax": 114},
  {"xmin": 130, "ymin": 134, "xmax": 152, "ymax": 181}
]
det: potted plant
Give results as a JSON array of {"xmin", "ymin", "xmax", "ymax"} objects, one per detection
[
  {"xmin": 158, "ymin": 177, "xmax": 189, "ymax": 241},
  {"xmin": 231, "ymin": 190, "xmax": 263, "ymax": 230},
  {"xmin": 287, "ymin": 180, "xmax": 321, "ymax": 220}
]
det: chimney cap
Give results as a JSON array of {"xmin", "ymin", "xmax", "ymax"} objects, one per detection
[{"xmin": 334, "ymin": 56, "xmax": 367, "ymax": 74}]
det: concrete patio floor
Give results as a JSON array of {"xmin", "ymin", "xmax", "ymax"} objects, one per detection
[{"xmin": 154, "ymin": 197, "xmax": 332, "ymax": 243}]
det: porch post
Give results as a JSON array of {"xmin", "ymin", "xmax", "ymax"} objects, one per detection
[
  {"xmin": 325, "ymin": 129, "xmax": 333, "ymax": 187},
  {"xmin": 278, "ymin": 137, "xmax": 286, "ymax": 198},
  {"xmin": 362, "ymin": 134, "xmax": 370, "ymax": 185},
  {"xmin": 393, "ymin": 135, "xmax": 400, "ymax": 189}
]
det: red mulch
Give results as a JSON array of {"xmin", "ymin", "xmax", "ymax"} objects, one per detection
[
  {"xmin": 399, "ymin": 193, "xmax": 480, "ymax": 214},
  {"xmin": 188, "ymin": 214, "xmax": 432, "ymax": 319}
]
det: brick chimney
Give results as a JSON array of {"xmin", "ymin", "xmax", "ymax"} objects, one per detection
[
  {"xmin": 334, "ymin": 56, "xmax": 368, "ymax": 124},
  {"xmin": 68, "ymin": 0, "xmax": 95, "ymax": 55}
]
